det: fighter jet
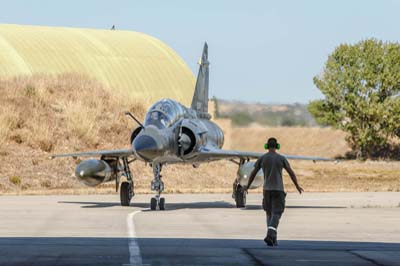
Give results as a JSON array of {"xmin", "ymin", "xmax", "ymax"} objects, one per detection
[{"xmin": 52, "ymin": 43, "xmax": 332, "ymax": 210}]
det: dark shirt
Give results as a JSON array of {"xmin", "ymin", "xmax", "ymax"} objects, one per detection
[{"xmin": 253, "ymin": 152, "xmax": 290, "ymax": 191}]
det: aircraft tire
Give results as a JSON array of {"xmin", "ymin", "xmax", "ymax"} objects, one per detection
[
  {"xmin": 159, "ymin": 197, "xmax": 165, "ymax": 210},
  {"xmin": 235, "ymin": 188, "xmax": 246, "ymax": 208},
  {"xmin": 120, "ymin": 182, "xmax": 131, "ymax": 206},
  {"xmin": 150, "ymin": 197, "xmax": 157, "ymax": 210}
]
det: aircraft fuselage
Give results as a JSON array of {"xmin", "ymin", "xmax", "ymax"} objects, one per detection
[{"xmin": 132, "ymin": 98, "xmax": 224, "ymax": 164}]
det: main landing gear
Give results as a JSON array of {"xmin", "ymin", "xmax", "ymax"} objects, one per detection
[
  {"xmin": 150, "ymin": 163, "xmax": 165, "ymax": 211},
  {"xmin": 119, "ymin": 157, "xmax": 134, "ymax": 206},
  {"xmin": 233, "ymin": 181, "xmax": 247, "ymax": 208},
  {"xmin": 232, "ymin": 158, "xmax": 248, "ymax": 208}
]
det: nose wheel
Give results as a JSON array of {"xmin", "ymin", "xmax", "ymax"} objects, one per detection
[
  {"xmin": 150, "ymin": 196, "xmax": 165, "ymax": 210},
  {"xmin": 150, "ymin": 163, "xmax": 165, "ymax": 211}
]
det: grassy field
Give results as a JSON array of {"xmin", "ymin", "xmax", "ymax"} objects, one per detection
[{"xmin": 0, "ymin": 75, "xmax": 399, "ymax": 195}]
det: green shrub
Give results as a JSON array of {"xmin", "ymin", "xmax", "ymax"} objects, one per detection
[
  {"xmin": 9, "ymin": 176, "xmax": 21, "ymax": 186},
  {"xmin": 231, "ymin": 112, "xmax": 253, "ymax": 126},
  {"xmin": 24, "ymin": 84, "xmax": 36, "ymax": 97}
]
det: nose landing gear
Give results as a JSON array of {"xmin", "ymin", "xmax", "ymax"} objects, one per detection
[{"xmin": 150, "ymin": 163, "xmax": 165, "ymax": 210}]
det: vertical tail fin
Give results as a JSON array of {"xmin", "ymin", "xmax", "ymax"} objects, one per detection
[{"xmin": 191, "ymin": 42, "xmax": 211, "ymax": 119}]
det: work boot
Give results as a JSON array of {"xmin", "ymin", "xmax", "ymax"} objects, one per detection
[
  {"xmin": 264, "ymin": 228, "xmax": 277, "ymax": 246},
  {"xmin": 264, "ymin": 235, "xmax": 273, "ymax": 246},
  {"xmin": 273, "ymin": 235, "xmax": 278, "ymax": 246}
]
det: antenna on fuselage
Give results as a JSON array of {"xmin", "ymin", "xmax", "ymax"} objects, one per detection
[{"xmin": 124, "ymin": 112, "xmax": 145, "ymax": 129}]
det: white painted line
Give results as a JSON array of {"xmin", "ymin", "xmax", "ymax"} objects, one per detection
[{"xmin": 126, "ymin": 210, "xmax": 143, "ymax": 266}]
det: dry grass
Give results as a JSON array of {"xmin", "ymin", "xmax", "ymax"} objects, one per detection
[
  {"xmin": 228, "ymin": 124, "xmax": 349, "ymax": 158},
  {"xmin": 0, "ymin": 106, "xmax": 11, "ymax": 149},
  {"xmin": 0, "ymin": 74, "xmax": 147, "ymax": 153},
  {"xmin": 3, "ymin": 156, "xmax": 398, "ymax": 195},
  {"xmin": 0, "ymin": 75, "xmax": 399, "ymax": 195},
  {"xmin": 0, "ymin": 74, "xmax": 148, "ymax": 194}
]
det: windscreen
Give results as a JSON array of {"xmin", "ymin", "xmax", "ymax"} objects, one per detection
[{"xmin": 144, "ymin": 99, "xmax": 186, "ymax": 129}]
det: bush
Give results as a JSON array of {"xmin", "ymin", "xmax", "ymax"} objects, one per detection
[
  {"xmin": 40, "ymin": 180, "xmax": 52, "ymax": 188},
  {"xmin": 24, "ymin": 84, "xmax": 36, "ymax": 97},
  {"xmin": 231, "ymin": 112, "xmax": 254, "ymax": 126},
  {"xmin": 9, "ymin": 176, "xmax": 21, "ymax": 186}
]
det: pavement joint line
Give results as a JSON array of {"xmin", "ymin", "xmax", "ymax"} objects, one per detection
[
  {"xmin": 126, "ymin": 210, "xmax": 143, "ymax": 266},
  {"xmin": 242, "ymin": 248, "xmax": 267, "ymax": 266},
  {"xmin": 348, "ymin": 250, "xmax": 386, "ymax": 266}
]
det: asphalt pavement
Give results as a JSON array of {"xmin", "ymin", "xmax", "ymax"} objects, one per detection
[{"xmin": 0, "ymin": 192, "xmax": 399, "ymax": 266}]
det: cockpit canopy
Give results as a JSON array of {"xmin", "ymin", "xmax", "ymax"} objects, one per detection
[{"xmin": 144, "ymin": 99, "xmax": 187, "ymax": 129}]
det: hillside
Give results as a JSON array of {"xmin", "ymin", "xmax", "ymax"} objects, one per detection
[
  {"xmin": 0, "ymin": 75, "xmax": 399, "ymax": 194},
  {"xmin": 0, "ymin": 74, "xmax": 145, "ymax": 192}
]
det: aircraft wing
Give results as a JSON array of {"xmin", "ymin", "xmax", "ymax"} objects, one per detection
[
  {"xmin": 200, "ymin": 148, "xmax": 335, "ymax": 162},
  {"xmin": 50, "ymin": 149, "xmax": 134, "ymax": 159}
]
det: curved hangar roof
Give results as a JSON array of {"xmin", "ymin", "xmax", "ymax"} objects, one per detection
[{"xmin": 0, "ymin": 24, "xmax": 195, "ymax": 105}]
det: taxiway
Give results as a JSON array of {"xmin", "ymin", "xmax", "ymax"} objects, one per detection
[{"xmin": 0, "ymin": 192, "xmax": 399, "ymax": 266}]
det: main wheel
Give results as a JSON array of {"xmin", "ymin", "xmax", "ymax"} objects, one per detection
[
  {"xmin": 159, "ymin": 197, "xmax": 165, "ymax": 210},
  {"xmin": 150, "ymin": 197, "xmax": 157, "ymax": 210},
  {"xmin": 235, "ymin": 187, "xmax": 247, "ymax": 208},
  {"xmin": 120, "ymin": 182, "xmax": 132, "ymax": 206}
]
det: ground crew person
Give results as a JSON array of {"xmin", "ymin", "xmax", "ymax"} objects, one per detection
[{"xmin": 244, "ymin": 137, "xmax": 303, "ymax": 246}]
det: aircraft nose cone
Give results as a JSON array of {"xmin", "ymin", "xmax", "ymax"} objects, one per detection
[
  {"xmin": 134, "ymin": 135, "xmax": 157, "ymax": 151},
  {"xmin": 133, "ymin": 135, "xmax": 162, "ymax": 160}
]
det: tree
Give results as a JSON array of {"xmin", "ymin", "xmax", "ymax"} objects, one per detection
[
  {"xmin": 212, "ymin": 96, "xmax": 220, "ymax": 118},
  {"xmin": 231, "ymin": 112, "xmax": 254, "ymax": 127},
  {"xmin": 309, "ymin": 39, "xmax": 400, "ymax": 159}
]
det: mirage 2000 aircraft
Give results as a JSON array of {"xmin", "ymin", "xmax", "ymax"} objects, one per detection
[{"xmin": 52, "ymin": 43, "xmax": 332, "ymax": 210}]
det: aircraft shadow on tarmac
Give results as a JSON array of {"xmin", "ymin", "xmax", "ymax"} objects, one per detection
[
  {"xmin": 58, "ymin": 200, "xmax": 235, "ymax": 209},
  {"xmin": 58, "ymin": 200, "xmax": 346, "ymax": 210},
  {"xmin": 0, "ymin": 237, "xmax": 399, "ymax": 266}
]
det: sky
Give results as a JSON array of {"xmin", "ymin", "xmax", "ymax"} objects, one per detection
[{"xmin": 1, "ymin": 0, "xmax": 400, "ymax": 103}]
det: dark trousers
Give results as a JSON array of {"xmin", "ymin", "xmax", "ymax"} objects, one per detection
[{"xmin": 263, "ymin": 190, "xmax": 286, "ymax": 232}]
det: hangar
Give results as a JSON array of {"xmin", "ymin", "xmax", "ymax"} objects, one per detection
[{"xmin": 0, "ymin": 24, "xmax": 195, "ymax": 105}]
